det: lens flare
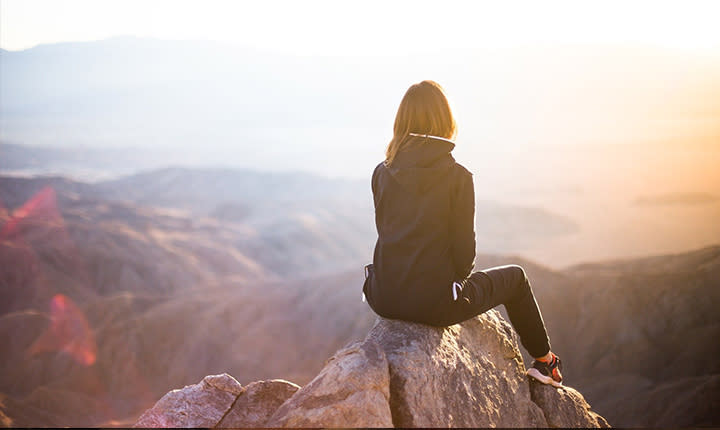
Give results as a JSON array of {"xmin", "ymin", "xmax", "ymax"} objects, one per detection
[
  {"xmin": 0, "ymin": 186, "xmax": 61, "ymax": 239},
  {"xmin": 28, "ymin": 294, "xmax": 97, "ymax": 366},
  {"xmin": 0, "ymin": 186, "xmax": 97, "ymax": 366}
]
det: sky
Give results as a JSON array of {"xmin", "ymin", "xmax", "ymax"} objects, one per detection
[
  {"xmin": 2, "ymin": 0, "xmax": 720, "ymax": 55},
  {"xmin": 1, "ymin": 0, "xmax": 719, "ymax": 179}
]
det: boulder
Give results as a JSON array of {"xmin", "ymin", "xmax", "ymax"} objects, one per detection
[
  {"xmin": 133, "ymin": 373, "xmax": 242, "ymax": 428},
  {"xmin": 267, "ymin": 339, "xmax": 393, "ymax": 427},
  {"xmin": 216, "ymin": 379, "xmax": 300, "ymax": 428},
  {"xmin": 530, "ymin": 380, "xmax": 611, "ymax": 428},
  {"xmin": 369, "ymin": 310, "xmax": 547, "ymax": 427}
]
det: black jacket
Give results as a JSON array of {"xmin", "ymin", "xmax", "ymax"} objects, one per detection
[{"xmin": 364, "ymin": 134, "xmax": 476, "ymax": 326}]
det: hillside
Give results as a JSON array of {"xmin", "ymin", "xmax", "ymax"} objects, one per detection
[
  {"xmin": 552, "ymin": 246, "xmax": 720, "ymax": 427},
  {"xmin": 0, "ymin": 172, "xmax": 718, "ymax": 426},
  {"xmin": 0, "ymin": 273, "xmax": 375, "ymax": 426},
  {"xmin": 0, "ymin": 175, "xmax": 377, "ymax": 426}
]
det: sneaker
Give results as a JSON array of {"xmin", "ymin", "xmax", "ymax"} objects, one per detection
[{"xmin": 527, "ymin": 353, "xmax": 563, "ymax": 387}]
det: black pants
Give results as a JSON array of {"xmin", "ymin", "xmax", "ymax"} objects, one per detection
[
  {"xmin": 458, "ymin": 265, "xmax": 551, "ymax": 358},
  {"xmin": 365, "ymin": 263, "xmax": 551, "ymax": 358}
]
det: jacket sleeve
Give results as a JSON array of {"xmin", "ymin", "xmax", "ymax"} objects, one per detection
[
  {"xmin": 450, "ymin": 169, "xmax": 476, "ymax": 280},
  {"xmin": 371, "ymin": 162, "xmax": 383, "ymax": 207}
]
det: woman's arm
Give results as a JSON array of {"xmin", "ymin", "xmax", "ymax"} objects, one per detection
[{"xmin": 450, "ymin": 169, "xmax": 476, "ymax": 280}]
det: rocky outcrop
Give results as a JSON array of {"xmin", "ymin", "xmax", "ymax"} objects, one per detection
[
  {"xmin": 366, "ymin": 312, "xmax": 545, "ymax": 427},
  {"xmin": 133, "ymin": 375, "xmax": 300, "ymax": 428},
  {"xmin": 217, "ymin": 379, "xmax": 300, "ymax": 428},
  {"xmin": 267, "ymin": 339, "xmax": 393, "ymax": 427},
  {"xmin": 133, "ymin": 374, "xmax": 243, "ymax": 428},
  {"xmin": 135, "ymin": 310, "xmax": 609, "ymax": 428},
  {"xmin": 530, "ymin": 380, "xmax": 610, "ymax": 427}
]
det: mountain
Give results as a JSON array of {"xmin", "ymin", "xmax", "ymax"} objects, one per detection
[
  {"xmin": 0, "ymin": 175, "xmax": 273, "ymax": 314},
  {"xmin": 548, "ymin": 246, "xmax": 720, "ymax": 427},
  {"xmin": 0, "ymin": 168, "xmax": 581, "ymax": 272},
  {"xmin": 0, "ymin": 171, "xmax": 717, "ymax": 426},
  {"xmin": 0, "ymin": 173, "xmax": 377, "ymax": 426},
  {"xmin": 0, "ymin": 172, "xmax": 376, "ymax": 278},
  {"xmin": 0, "ymin": 272, "xmax": 375, "ymax": 427}
]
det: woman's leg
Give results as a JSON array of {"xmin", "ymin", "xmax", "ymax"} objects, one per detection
[{"xmin": 463, "ymin": 264, "xmax": 551, "ymax": 358}]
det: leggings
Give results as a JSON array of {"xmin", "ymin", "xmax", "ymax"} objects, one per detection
[{"xmin": 458, "ymin": 264, "xmax": 551, "ymax": 358}]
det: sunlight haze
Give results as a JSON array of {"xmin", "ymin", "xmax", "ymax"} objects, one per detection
[{"xmin": 3, "ymin": 0, "xmax": 720, "ymax": 54}]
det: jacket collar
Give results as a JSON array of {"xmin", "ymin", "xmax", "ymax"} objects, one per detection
[
  {"xmin": 386, "ymin": 134, "xmax": 456, "ymax": 193},
  {"xmin": 390, "ymin": 134, "xmax": 456, "ymax": 169},
  {"xmin": 408, "ymin": 133, "xmax": 456, "ymax": 146}
]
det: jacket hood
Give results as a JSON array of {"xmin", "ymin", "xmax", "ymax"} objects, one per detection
[{"xmin": 387, "ymin": 134, "xmax": 456, "ymax": 194}]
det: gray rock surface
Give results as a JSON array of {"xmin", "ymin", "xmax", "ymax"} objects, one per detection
[
  {"xmin": 133, "ymin": 373, "xmax": 242, "ymax": 428},
  {"xmin": 371, "ymin": 310, "xmax": 548, "ymax": 427},
  {"xmin": 267, "ymin": 339, "xmax": 393, "ymax": 427},
  {"xmin": 530, "ymin": 379, "xmax": 611, "ymax": 427},
  {"xmin": 217, "ymin": 379, "xmax": 300, "ymax": 428},
  {"xmin": 134, "ymin": 310, "xmax": 609, "ymax": 428}
]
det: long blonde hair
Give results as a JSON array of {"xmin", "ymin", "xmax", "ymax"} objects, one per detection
[{"xmin": 385, "ymin": 80, "xmax": 457, "ymax": 165}]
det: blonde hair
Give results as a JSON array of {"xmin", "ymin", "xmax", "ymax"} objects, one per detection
[{"xmin": 385, "ymin": 80, "xmax": 457, "ymax": 165}]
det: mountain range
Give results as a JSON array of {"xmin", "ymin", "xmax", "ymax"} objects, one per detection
[{"xmin": 0, "ymin": 170, "xmax": 718, "ymax": 427}]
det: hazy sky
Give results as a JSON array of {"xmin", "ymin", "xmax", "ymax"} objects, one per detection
[{"xmin": 2, "ymin": 0, "xmax": 720, "ymax": 54}]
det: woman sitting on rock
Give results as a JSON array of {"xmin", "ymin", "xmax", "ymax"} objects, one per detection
[{"xmin": 363, "ymin": 80, "xmax": 563, "ymax": 387}]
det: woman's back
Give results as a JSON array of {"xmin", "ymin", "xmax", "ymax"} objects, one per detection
[{"xmin": 365, "ymin": 133, "xmax": 476, "ymax": 324}]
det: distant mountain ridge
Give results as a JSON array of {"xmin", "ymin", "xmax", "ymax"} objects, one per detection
[
  {"xmin": 0, "ymin": 169, "xmax": 580, "ymax": 269},
  {"xmin": 3, "ymin": 37, "xmax": 719, "ymax": 177}
]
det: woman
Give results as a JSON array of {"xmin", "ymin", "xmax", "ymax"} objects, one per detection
[{"xmin": 363, "ymin": 80, "xmax": 563, "ymax": 387}]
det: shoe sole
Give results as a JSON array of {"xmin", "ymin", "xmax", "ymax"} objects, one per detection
[{"xmin": 527, "ymin": 368, "xmax": 563, "ymax": 388}]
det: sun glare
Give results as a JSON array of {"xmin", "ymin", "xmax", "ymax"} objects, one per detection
[{"xmin": 1, "ymin": 0, "xmax": 719, "ymax": 54}]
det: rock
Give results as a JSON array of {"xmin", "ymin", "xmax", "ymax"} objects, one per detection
[
  {"xmin": 530, "ymin": 380, "xmax": 611, "ymax": 428},
  {"xmin": 370, "ymin": 310, "xmax": 547, "ymax": 428},
  {"xmin": 267, "ymin": 339, "xmax": 393, "ymax": 428},
  {"xmin": 133, "ymin": 373, "xmax": 242, "ymax": 428},
  {"xmin": 134, "ymin": 310, "xmax": 609, "ymax": 428},
  {"xmin": 217, "ymin": 379, "xmax": 300, "ymax": 428}
]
